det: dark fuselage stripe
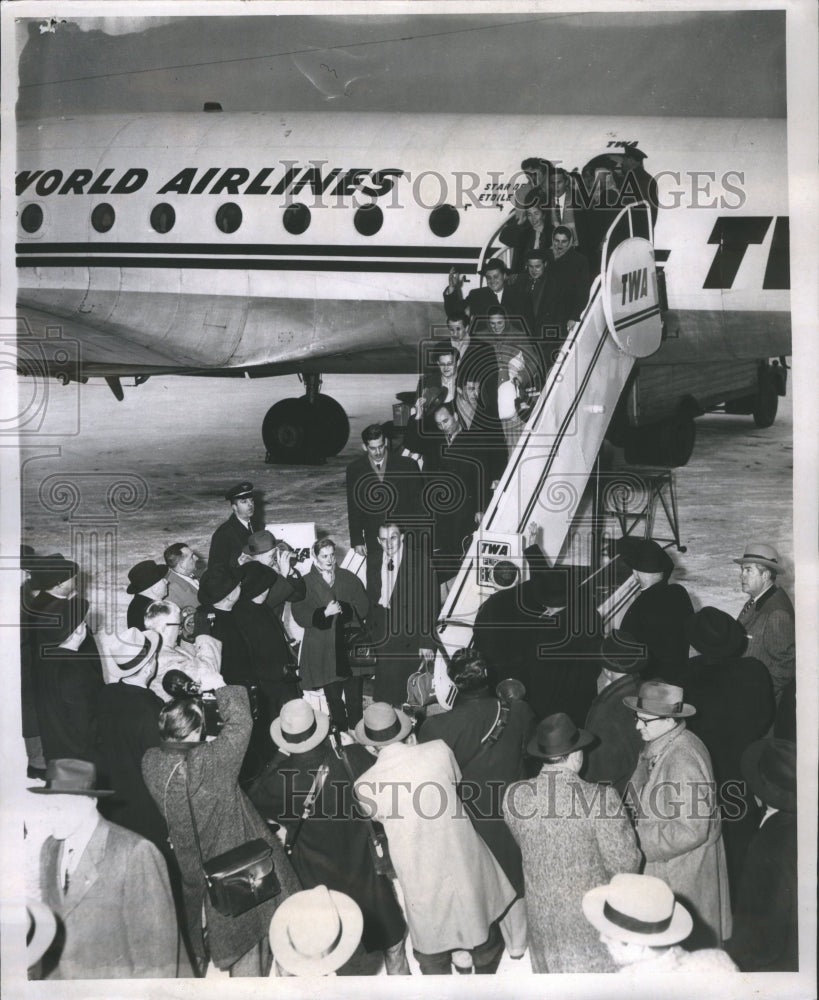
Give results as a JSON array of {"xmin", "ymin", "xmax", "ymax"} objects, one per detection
[
  {"xmin": 16, "ymin": 241, "xmax": 481, "ymax": 259},
  {"xmin": 16, "ymin": 255, "xmax": 476, "ymax": 274}
]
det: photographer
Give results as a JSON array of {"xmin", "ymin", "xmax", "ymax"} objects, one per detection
[{"xmin": 142, "ymin": 681, "xmax": 300, "ymax": 977}]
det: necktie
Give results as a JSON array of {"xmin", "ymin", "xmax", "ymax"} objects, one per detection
[
  {"xmin": 740, "ymin": 597, "xmax": 754, "ymax": 616},
  {"xmin": 62, "ymin": 846, "xmax": 74, "ymax": 892},
  {"xmin": 387, "ymin": 559, "xmax": 394, "ymax": 571}
]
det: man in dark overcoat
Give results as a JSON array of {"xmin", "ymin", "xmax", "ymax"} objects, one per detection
[
  {"xmin": 582, "ymin": 629, "xmax": 646, "ymax": 798},
  {"xmin": 682, "ymin": 607, "xmax": 775, "ymax": 890},
  {"xmin": 727, "ymin": 739, "xmax": 797, "ymax": 972},
  {"xmin": 346, "ymin": 423, "xmax": 425, "ymax": 599},
  {"xmin": 248, "ymin": 700, "xmax": 409, "ymax": 973}
]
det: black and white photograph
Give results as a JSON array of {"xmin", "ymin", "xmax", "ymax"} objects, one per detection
[{"xmin": 1, "ymin": 3, "xmax": 816, "ymax": 997}]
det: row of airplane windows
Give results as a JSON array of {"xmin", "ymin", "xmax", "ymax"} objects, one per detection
[{"xmin": 18, "ymin": 201, "xmax": 463, "ymax": 239}]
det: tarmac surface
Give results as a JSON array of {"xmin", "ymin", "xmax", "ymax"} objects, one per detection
[{"xmin": 18, "ymin": 370, "xmax": 794, "ymax": 631}]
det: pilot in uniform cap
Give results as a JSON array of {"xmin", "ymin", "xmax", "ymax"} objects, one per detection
[{"xmin": 225, "ymin": 481, "xmax": 254, "ymax": 502}]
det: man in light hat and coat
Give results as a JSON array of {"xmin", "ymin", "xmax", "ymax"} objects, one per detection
[
  {"xmin": 624, "ymin": 680, "xmax": 732, "ymax": 948},
  {"xmin": 354, "ymin": 703, "xmax": 515, "ymax": 974},
  {"xmin": 125, "ymin": 559, "xmax": 168, "ymax": 630},
  {"xmin": 618, "ymin": 538, "xmax": 694, "ymax": 683},
  {"xmin": 31, "ymin": 758, "xmax": 181, "ymax": 979},
  {"xmin": 683, "ymin": 607, "xmax": 775, "ymax": 890},
  {"xmin": 727, "ymin": 739, "xmax": 798, "ymax": 972},
  {"xmin": 503, "ymin": 712, "xmax": 641, "ymax": 973},
  {"xmin": 269, "ymin": 886, "xmax": 363, "ymax": 976},
  {"xmin": 248, "ymin": 700, "xmax": 409, "ymax": 973},
  {"xmin": 208, "ymin": 481, "xmax": 262, "ymax": 572},
  {"xmin": 583, "ymin": 873, "xmax": 737, "ymax": 977},
  {"xmin": 733, "ymin": 541, "xmax": 795, "ymax": 704},
  {"xmin": 583, "ymin": 629, "xmax": 647, "ymax": 797}
]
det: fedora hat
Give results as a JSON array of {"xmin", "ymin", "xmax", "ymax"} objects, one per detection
[
  {"xmin": 240, "ymin": 561, "xmax": 276, "ymax": 600},
  {"xmin": 741, "ymin": 738, "xmax": 796, "ymax": 813},
  {"xmin": 600, "ymin": 629, "xmax": 648, "ymax": 675},
  {"xmin": 271, "ymin": 700, "xmax": 330, "ymax": 754},
  {"xmin": 582, "ymin": 874, "xmax": 692, "ymax": 946},
  {"xmin": 35, "ymin": 555, "xmax": 79, "ymax": 591},
  {"xmin": 733, "ymin": 541, "xmax": 782, "ymax": 573},
  {"xmin": 269, "ymin": 886, "xmax": 363, "ymax": 976},
  {"xmin": 617, "ymin": 538, "xmax": 668, "ymax": 574},
  {"xmin": 527, "ymin": 712, "xmax": 595, "ymax": 759},
  {"xmin": 525, "ymin": 568, "xmax": 567, "ymax": 609},
  {"xmin": 126, "ymin": 560, "xmax": 167, "ymax": 595},
  {"xmin": 624, "ymin": 680, "xmax": 695, "ymax": 718},
  {"xmin": 102, "ymin": 626, "xmax": 162, "ymax": 677},
  {"xmin": 242, "ymin": 529, "xmax": 276, "ymax": 557},
  {"xmin": 26, "ymin": 898, "xmax": 57, "ymax": 968},
  {"xmin": 197, "ymin": 566, "xmax": 243, "ymax": 607},
  {"xmin": 685, "ymin": 607, "xmax": 747, "ymax": 659},
  {"xmin": 28, "ymin": 758, "xmax": 113, "ymax": 797},
  {"xmin": 353, "ymin": 702, "xmax": 412, "ymax": 748}
]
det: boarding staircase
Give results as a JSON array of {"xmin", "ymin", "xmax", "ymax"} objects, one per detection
[{"xmin": 433, "ymin": 202, "xmax": 663, "ymax": 699}]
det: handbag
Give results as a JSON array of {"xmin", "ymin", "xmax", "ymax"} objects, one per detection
[
  {"xmin": 329, "ymin": 727, "xmax": 396, "ymax": 878},
  {"xmin": 342, "ymin": 615, "xmax": 378, "ymax": 676},
  {"xmin": 178, "ymin": 760, "xmax": 282, "ymax": 918}
]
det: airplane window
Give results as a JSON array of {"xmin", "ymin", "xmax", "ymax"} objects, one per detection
[
  {"xmin": 216, "ymin": 203, "xmax": 242, "ymax": 234},
  {"xmin": 91, "ymin": 203, "xmax": 115, "ymax": 233},
  {"xmin": 283, "ymin": 203, "xmax": 311, "ymax": 235},
  {"xmin": 20, "ymin": 203, "xmax": 43, "ymax": 234},
  {"xmin": 429, "ymin": 204, "xmax": 460, "ymax": 238},
  {"xmin": 354, "ymin": 204, "xmax": 383, "ymax": 236},
  {"xmin": 150, "ymin": 203, "xmax": 176, "ymax": 234}
]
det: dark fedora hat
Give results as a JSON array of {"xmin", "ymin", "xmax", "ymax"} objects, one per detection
[
  {"xmin": 198, "ymin": 566, "xmax": 244, "ymax": 607},
  {"xmin": 240, "ymin": 561, "xmax": 276, "ymax": 600},
  {"xmin": 617, "ymin": 538, "xmax": 668, "ymax": 574},
  {"xmin": 600, "ymin": 629, "xmax": 648, "ymax": 674},
  {"xmin": 527, "ymin": 712, "xmax": 595, "ymax": 759},
  {"xmin": 741, "ymin": 738, "xmax": 796, "ymax": 813},
  {"xmin": 35, "ymin": 555, "xmax": 79, "ymax": 591},
  {"xmin": 624, "ymin": 680, "xmax": 695, "ymax": 718},
  {"xmin": 242, "ymin": 529, "xmax": 276, "ymax": 557},
  {"xmin": 28, "ymin": 758, "xmax": 113, "ymax": 797},
  {"xmin": 126, "ymin": 560, "xmax": 167, "ymax": 594},
  {"xmin": 685, "ymin": 607, "xmax": 747, "ymax": 659}
]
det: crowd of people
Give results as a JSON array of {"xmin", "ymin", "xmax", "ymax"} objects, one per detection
[{"xmin": 18, "ymin": 149, "xmax": 799, "ymax": 980}]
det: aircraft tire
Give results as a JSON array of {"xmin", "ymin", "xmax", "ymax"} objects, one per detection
[
  {"xmin": 262, "ymin": 398, "xmax": 311, "ymax": 463},
  {"xmin": 752, "ymin": 366, "xmax": 779, "ymax": 428},
  {"xmin": 308, "ymin": 394, "xmax": 350, "ymax": 457}
]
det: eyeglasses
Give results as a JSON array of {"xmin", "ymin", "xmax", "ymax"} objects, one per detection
[{"xmin": 635, "ymin": 715, "xmax": 661, "ymax": 725}]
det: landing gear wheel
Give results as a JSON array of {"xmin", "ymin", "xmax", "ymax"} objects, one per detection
[
  {"xmin": 262, "ymin": 394, "xmax": 350, "ymax": 463},
  {"xmin": 752, "ymin": 366, "xmax": 778, "ymax": 428}
]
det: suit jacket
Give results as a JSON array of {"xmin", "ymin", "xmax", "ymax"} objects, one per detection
[
  {"xmin": 443, "ymin": 281, "xmax": 518, "ymax": 321},
  {"xmin": 345, "ymin": 452, "xmax": 424, "ymax": 551},
  {"xmin": 541, "ymin": 248, "xmax": 590, "ymax": 331},
  {"xmin": 736, "ymin": 585, "xmax": 795, "ymax": 702},
  {"xmin": 126, "ymin": 593, "xmax": 151, "ymax": 630},
  {"xmin": 166, "ymin": 569, "xmax": 199, "ymax": 611},
  {"xmin": 208, "ymin": 512, "xmax": 261, "ymax": 571},
  {"xmin": 40, "ymin": 817, "xmax": 179, "ymax": 979},
  {"xmin": 498, "ymin": 217, "xmax": 551, "ymax": 274},
  {"xmin": 504, "ymin": 766, "xmax": 641, "ymax": 973},
  {"xmin": 621, "ymin": 580, "xmax": 694, "ymax": 681},
  {"xmin": 367, "ymin": 535, "xmax": 439, "ymax": 705}
]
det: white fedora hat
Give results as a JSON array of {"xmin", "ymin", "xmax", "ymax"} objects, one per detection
[
  {"xmin": 582, "ymin": 873, "xmax": 692, "ymax": 946},
  {"xmin": 269, "ymin": 885, "xmax": 363, "ymax": 976}
]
